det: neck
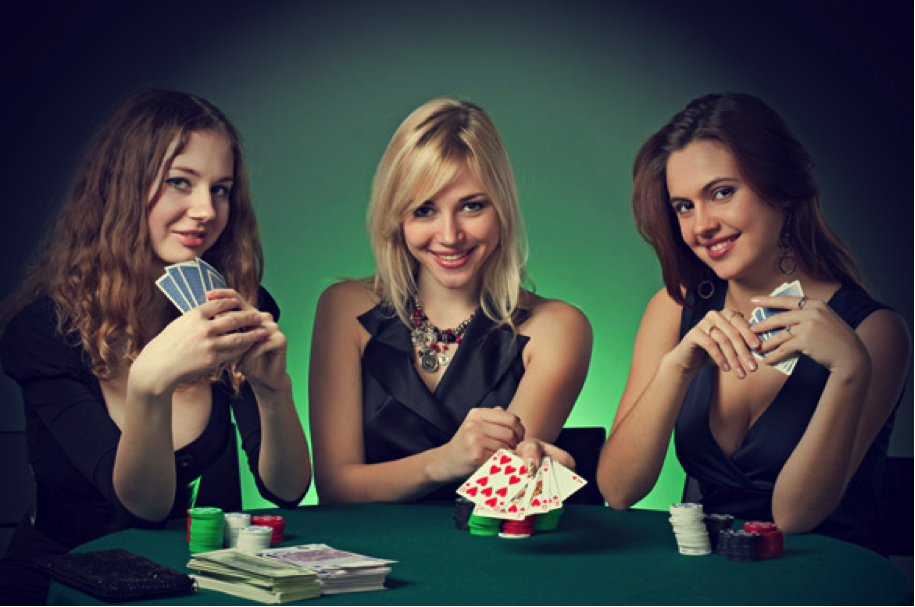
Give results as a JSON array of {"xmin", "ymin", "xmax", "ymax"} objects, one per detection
[{"xmin": 415, "ymin": 281, "xmax": 479, "ymax": 329}]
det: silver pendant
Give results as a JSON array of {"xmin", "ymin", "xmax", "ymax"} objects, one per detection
[{"xmin": 419, "ymin": 347, "xmax": 439, "ymax": 373}]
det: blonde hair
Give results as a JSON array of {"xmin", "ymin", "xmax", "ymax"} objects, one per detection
[
  {"xmin": 1, "ymin": 89, "xmax": 262, "ymax": 388},
  {"xmin": 367, "ymin": 98, "xmax": 529, "ymax": 328}
]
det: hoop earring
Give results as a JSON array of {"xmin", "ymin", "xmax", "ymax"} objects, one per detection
[
  {"xmin": 698, "ymin": 274, "xmax": 715, "ymax": 300},
  {"xmin": 778, "ymin": 226, "xmax": 797, "ymax": 276}
]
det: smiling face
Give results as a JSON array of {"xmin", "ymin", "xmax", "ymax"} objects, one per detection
[
  {"xmin": 666, "ymin": 139, "xmax": 784, "ymax": 285},
  {"xmin": 147, "ymin": 130, "xmax": 233, "ymax": 272},
  {"xmin": 402, "ymin": 167, "xmax": 501, "ymax": 297}
]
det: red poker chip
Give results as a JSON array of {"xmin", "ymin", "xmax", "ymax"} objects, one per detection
[{"xmin": 251, "ymin": 514, "xmax": 286, "ymax": 544}]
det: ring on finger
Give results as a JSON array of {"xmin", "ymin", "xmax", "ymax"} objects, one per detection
[
  {"xmin": 798, "ymin": 296, "xmax": 809, "ymax": 309},
  {"xmin": 786, "ymin": 325, "xmax": 793, "ymax": 335}
]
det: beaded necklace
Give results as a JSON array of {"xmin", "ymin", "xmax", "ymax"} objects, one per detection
[{"xmin": 410, "ymin": 300, "xmax": 474, "ymax": 373}]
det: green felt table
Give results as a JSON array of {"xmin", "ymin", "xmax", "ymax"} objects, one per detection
[{"xmin": 47, "ymin": 503, "xmax": 911, "ymax": 605}]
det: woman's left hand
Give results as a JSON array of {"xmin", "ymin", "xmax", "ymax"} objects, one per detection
[
  {"xmin": 749, "ymin": 295, "xmax": 869, "ymax": 374},
  {"xmin": 515, "ymin": 438, "xmax": 576, "ymax": 477},
  {"xmin": 206, "ymin": 289, "xmax": 290, "ymax": 393}
]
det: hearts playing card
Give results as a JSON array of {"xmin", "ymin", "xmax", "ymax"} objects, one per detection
[{"xmin": 457, "ymin": 450, "xmax": 529, "ymax": 511}]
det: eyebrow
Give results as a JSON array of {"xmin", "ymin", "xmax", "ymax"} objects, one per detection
[
  {"xmin": 169, "ymin": 166, "xmax": 234, "ymax": 183},
  {"xmin": 458, "ymin": 192, "xmax": 488, "ymax": 202}
]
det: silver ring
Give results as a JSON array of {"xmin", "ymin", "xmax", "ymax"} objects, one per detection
[
  {"xmin": 798, "ymin": 296, "xmax": 809, "ymax": 310},
  {"xmin": 786, "ymin": 325, "xmax": 793, "ymax": 335}
]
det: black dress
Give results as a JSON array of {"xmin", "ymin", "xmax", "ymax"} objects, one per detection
[
  {"xmin": 674, "ymin": 279, "xmax": 899, "ymax": 553},
  {"xmin": 358, "ymin": 303, "xmax": 529, "ymax": 501},
  {"xmin": 0, "ymin": 290, "xmax": 302, "ymax": 602}
]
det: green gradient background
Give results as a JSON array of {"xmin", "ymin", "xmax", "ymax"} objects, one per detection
[{"xmin": 1, "ymin": 1, "xmax": 910, "ymax": 512}]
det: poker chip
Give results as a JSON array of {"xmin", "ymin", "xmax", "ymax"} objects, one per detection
[
  {"xmin": 235, "ymin": 525, "xmax": 273, "ymax": 553},
  {"xmin": 726, "ymin": 529, "xmax": 761, "ymax": 562},
  {"xmin": 187, "ymin": 507, "xmax": 225, "ymax": 553},
  {"xmin": 251, "ymin": 514, "xmax": 285, "ymax": 544},
  {"xmin": 223, "ymin": 512, "xmax": 252, "ymax": 548},
  {"xmin": 499, "ymin": 515, "xmax": 536, "ymax": 539},
  {"xmin": 453, "ymin": 497, "xmax": 475, "ymax": 531},
  {"xmin": 533, "ymin": 507, "xmax": 564, "ymax": 532},
  {"xmin": 668, "ymin": 503, "xmax": 711, "ymax": 556},
  {"xmin": 468, "ymin": 513, "xmax": 502, "ymax": 536},
  {"xmin": 703, "ymin": 513, "xmax": 735, "ymax": 552},
  {"xmin": 744, "ymin": 521, "xmax": 784, "ymax": 559}
]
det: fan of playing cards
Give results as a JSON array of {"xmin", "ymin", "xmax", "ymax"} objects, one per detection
[
  {"xmin": 457, "ymin": 449, "xmax": 586, "ymax": 520},
  {"xmin": 748, "ymin": 279, "xmax": 804, "ymax": 376},
  {"xmin": 156, "ymin": 258, "xmax": 226, "ymax": 312}
]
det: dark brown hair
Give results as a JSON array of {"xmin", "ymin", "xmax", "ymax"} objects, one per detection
[{"xmin": 632, "ymin": 92, "xmax": 863, "ymax": 306}]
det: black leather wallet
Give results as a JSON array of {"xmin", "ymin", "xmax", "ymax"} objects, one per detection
[{"xmin": 37, "ymin": 548, "xmax": 196, "ymax": 602}]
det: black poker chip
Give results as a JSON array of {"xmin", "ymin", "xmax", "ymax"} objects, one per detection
[
  {"xmin": 453, "ymin": 496, "xmax": 475, "ymax": 530},
  {"xmin": 704, "ymin": 513, "xmax": 735, "ymax": 552}
]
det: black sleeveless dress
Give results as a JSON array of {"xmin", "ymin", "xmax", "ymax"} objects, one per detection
[
  {"xmin": 358, "ymin": 303, "xmax": 529, "ymax": 501},
  {"xmin": 674, "ymin": 279, "xmax": 899, "ymax": 553}
]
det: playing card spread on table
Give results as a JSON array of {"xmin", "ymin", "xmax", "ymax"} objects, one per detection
[
  {"xmin": 458, "ymin": 449, "xmax": 585, "ymax": 519},
  {"xmin": 749, "ymin": 280, "xmax": 804, "ymax": 376},
  {"xmin": 156, "ymin": 258, "xmax": 226, "ymax": 313}
]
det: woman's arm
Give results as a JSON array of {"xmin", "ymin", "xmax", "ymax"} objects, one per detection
[
  {"xmin": 117, "ymin": 295, "xmax": 273, "ymax": 521},
  {"xmin": 752, "ymin": 300, "xmax": 910, "ymax": 533},
  {"xmin": 505, "ymin": 298, "xmax": 592, "ymax": 470},
  {"xmin": 598, "ymin": 285, "xmax": 761, "ymax": 509},
  {"xmin": 308, "ymin": 281, "xmax": 526, "ymax": 504}
]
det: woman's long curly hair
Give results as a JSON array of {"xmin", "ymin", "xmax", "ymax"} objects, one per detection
[{"xmin": 2, "ymin": 89, "xmax": 263, "ymax": 383}]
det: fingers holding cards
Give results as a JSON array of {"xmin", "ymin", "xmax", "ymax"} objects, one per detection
[{"xmin": 748, "ymin": 280, "xmax": 804, "ymax": 375}]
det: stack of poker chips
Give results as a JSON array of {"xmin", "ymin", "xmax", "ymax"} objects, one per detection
[
  {"xmin": 499, "ymin": 515, "xmax": 536, "ymax": 539},
  {"xmin": 223, "ymin": 512, "xmax": 252, "ymax": 548},
  {"xmin": 467, "ymin": 513, "xmax": 502, "ymax": 536},
  {"xmin": 453, "ymin": 497, "xmax": 475, "ymax": 530},
  {"xmin": 188, "ymin": 507, "xmax": 225, "ymax": 553},
  {"xmin": 235, "ymin": 525, "xmax": 274, "ymax": 553},
  {"xmin": 744, "ymin": 521, "xmax": 784, "ymax": 559},
  {"xmin": 723, "ymin": 529, "xmax": 762, "ymax": 562},
  {"xmin": 703, "ymin": 513, "xmax": 735, "ymax": 552},
  {"xmin": 668, "ymin": 503, "xmax": 711, "ymax": 556},
  {"xmin": 533, "ymin": 507, "xmax": 564, "ymax": 532},
  {"xmin": 251, "ymin": 514, "xmax": 286, "ymax": 545}
]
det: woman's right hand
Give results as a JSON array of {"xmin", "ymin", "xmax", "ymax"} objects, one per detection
[
  {"xmin": 130, "ymin": 295, "xmax": 270, "ymax": 396},
  {"xmin": 669, "ymin": 308, "xmax": 761, "ymax": 380},
  {"xmin": 429, "ymin": 407, "xmax": 526, "ymax": 483}
]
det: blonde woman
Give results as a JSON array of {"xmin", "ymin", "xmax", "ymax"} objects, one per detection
[{"xmin": 309, "ymin": 98, "xmax": 592, "ymax": 504}]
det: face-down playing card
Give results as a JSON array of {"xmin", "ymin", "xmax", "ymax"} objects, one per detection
[{"xmin": 156, "ymin": 258, "xmax": 227, "ymax": 313}]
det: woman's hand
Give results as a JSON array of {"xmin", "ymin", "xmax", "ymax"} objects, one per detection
[
  {"xmin": 515, "ymin": 438, "xmax": 575, "ymax": 477},
  {"xmin": 206, "ymin": 289, "xmax": 291, "ymax": 394},
  {"xmin": 429, "ymin": 407, "xmax": 525, "ymax": 483},
  {"xmin": 668, "ymin": 307, "xmax": 762, "ymax": 380},
  {"xmin": 131, "ymin": 292, "xmax": 269, "ymax": 396},
  {"xmin": 750, "ymin": 295, "xmax": 869, "ymax": 375}
]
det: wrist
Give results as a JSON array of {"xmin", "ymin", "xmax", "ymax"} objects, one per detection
[{"xmin": 250, "ymin": 373, "xmax": 293, "ymax": 400}]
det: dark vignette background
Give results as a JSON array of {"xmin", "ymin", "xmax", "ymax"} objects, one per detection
[{"xmin": 0, "ymin": 0, "xmax": 910, "ymax": 515}]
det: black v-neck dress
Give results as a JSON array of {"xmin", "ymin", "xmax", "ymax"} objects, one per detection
[
  {"xmin": 358, "ymin": 303, "xmax": 530, "ymax": 502},
  {"xmin": 674, "ymin": 279, "xmax": 899, "ymax": 553}
]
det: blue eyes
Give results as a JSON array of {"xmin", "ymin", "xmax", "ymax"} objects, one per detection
[
  {"xmin": 165, "ymin": 177, "xmax": 231, "ymax": 198},
  {"xmin": 412, "ymin": 200, "xmax": 489, "ymax": 218}
]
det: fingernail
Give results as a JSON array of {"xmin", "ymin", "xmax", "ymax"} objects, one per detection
[
  {"xmin": 526, "ymin": 459, "xmax": 538, "ymax": 477},
  {"xmin": 747, "ymin": 358, "xmax": 758, "ymax": 371},
  {"xmin": 736, "ymin": 367, "xmax": 746, "ymax": 379}
]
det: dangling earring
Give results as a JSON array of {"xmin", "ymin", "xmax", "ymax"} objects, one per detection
[
  {"xmin": 697, "ymin": 271, "xmax": 715, "ymax": 300},
  {"xmin": 778, "ymin": 216, "xmax": 798, "ymax": 276}
]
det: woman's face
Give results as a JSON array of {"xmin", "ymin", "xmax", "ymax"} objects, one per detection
[
  {"xmin": 402, "ymin": 168, "xmax": 501, "ymax": 296},
  {"xmin": 147, "ymin": 130, "xmax": 233, "ymax": 271},
  {"xmin": 666, "ymin": 139, "xmax": 784, "ymax": 284}
]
